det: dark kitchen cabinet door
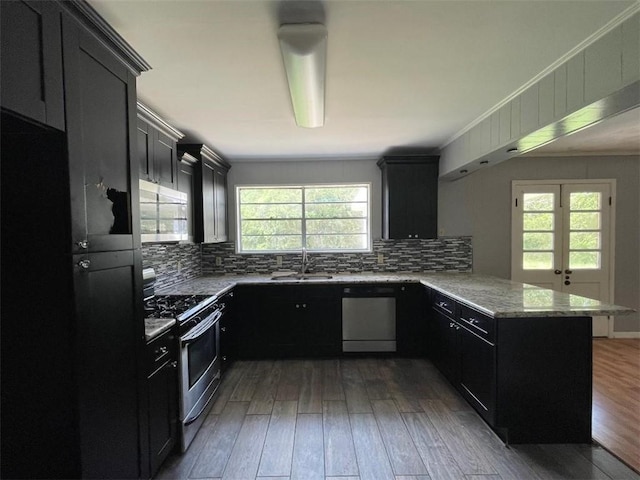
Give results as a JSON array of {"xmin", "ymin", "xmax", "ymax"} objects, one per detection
[
  {"xmin": 396, "ymin": 284, "xmax": 427, "ymax": 356},
  {"xmin": 73, "ymin": 249, "xmax": 144, "ymax": 479},
  {"xmin": 235, "ymin": 285, "xmax": 341, "ymax": 359},
  {"xmin": 146, "ymin": 329, "xmax": 179, "ymax": 478},
  {"xmin": 63, "ymin": 13, "xmax": 140, "ymax": 253},
  {"xmin": 0, "ymin": 0, "xmax": 65, "ymax": 131},
  {"xmin": 458, "ymin": 325, "xmax": 496, "ymax": 425},
  {"xmin": 137, "ymin": 104, "xmax": 184, "ymax": 189},
  {"xmin": 179, "ymin": 144, "xmax": 231, "ymax": 243},
  {"xmin": 378, "ymin": 156, "xmax": 439, "ymax": 239},
  {"xmin": 178, "ymin": 155, "xmax": 197, "ymax": 243},
  {"xmin": 219, "ymin": 291, "xmax": 237, "ymax": 373},
  {"xmin": 429, "ymin": 308, "xmax": 459, "ymax": 384}
]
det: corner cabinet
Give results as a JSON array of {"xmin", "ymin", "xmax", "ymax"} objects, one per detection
[
  {"xmin": 178, "ymin": 144, "xmax": 231, "ymax": 243},
  {"xmin": 137, "ymin": 102, "xmax": 185, "ymax": 190},
  {"xmin": 378, "ymin": 155, "xmax": 439, "ymax": 239},
  {"xmin": 1, "ymin": 1, "xmax": 151, "ymax": 478}
]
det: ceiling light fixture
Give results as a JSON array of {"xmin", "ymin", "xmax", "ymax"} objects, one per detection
[{"xmin": 278, "ymin": 23, "xmax": 327, "ymax": 128}]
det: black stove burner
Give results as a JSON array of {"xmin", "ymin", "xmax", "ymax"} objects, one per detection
[{"xmin": 144, "ymin": 294, "xmax": 215, "ymax": 321}]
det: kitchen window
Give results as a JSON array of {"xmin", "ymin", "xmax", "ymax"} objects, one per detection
[{"xmin": 236, "ymin": 184, "xmax": 370, "ymax": 253}]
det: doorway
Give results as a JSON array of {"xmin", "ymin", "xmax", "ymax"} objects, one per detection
[{"xmin": 511, "ymin": 180, "xmax": 616, "ymax": 337}]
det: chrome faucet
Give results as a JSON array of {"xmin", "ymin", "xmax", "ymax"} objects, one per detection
[{"xmin": 301, "ymin": 247, "xmax": 309, "ymax": 273}]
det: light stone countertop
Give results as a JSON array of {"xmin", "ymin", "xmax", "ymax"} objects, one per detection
[
  {"xmin": 144, "ymin": 317, "xmax": 176, "ymax": 342},
  {"xmin": 156, "ymin": 272, "xmax": 635, "ymax": 319}
]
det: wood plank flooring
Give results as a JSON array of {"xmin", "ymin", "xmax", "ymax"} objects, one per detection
[
  {"xmin": 157, "ymin": 357, "xmax": 639, "ymax": 480},
  {"xmin": 592, "ymin": 338, "xmax": 640, "ymax": 473}
]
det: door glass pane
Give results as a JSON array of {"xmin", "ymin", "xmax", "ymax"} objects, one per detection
[
  {"xmin": 523, "ymin": 213, "xmax": 554, "ymax": 231},
  {"xmin": 523, "ymin": 252, "xmax": 553, "ymax": 269},
  {"xmin": 570, "ymin": 212, "xmax": 600, "ymax": 230},
  {"xmin": 523, "ymin": 193, "xmax": 554, "ymax": 211},
  {"xmin": 570, "ymin": 232, "xmax": 600, "ymax": 250},
  {"xmin": 523, "ymin": 232, "xmax": 553, "ymax": 250},
  {"xmin": 570, "ymin": 192, "xmax": 601, "ymax": 210},
  {"xmin": 569, "ymin": 251, "xmax": 601, "ymax": 269}
]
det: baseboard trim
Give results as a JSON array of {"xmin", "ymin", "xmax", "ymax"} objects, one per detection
[{"xmin": 611, "ymin": 331, "xmax": 640, "ymax": 339}]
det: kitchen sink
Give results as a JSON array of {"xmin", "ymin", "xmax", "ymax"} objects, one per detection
[{"xmin": 270, "ymin": 272, "xmax": 333, "ymax": 280}]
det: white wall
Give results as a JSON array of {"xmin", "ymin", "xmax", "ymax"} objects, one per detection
[
  {"xmin": 227, "ymin": 158, "xmax": 382, "ymax": 241},
  {"xmin": 439, "ymin": 154, "xmax": 640, "ymax": 332}
]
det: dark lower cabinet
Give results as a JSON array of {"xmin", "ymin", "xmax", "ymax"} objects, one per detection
[
  {"xmin": 396, "ymin": 284, "xmax": 428, "ymax": 356},
  {"xmin": 428, "ymin": 289, "xmax": 591, "ymax": 444},
  {"xmin": 219, "ymin": 291, "xmax": 236, "ymax": 373},
  {"xmin": 146, "ymin": 329, "xmax": 179, "ymax": 478},
  {"xmin": 235, "ymin": 285, "xmax": 342, "ymax": 358},
  {"xmin": 458, "ymin": 325, "xmax": 496, "ymax": 425}
]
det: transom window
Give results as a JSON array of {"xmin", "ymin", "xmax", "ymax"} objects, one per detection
[{"xmin": 236, "ymin": 184, "xmax": 370, "ymax": 253}]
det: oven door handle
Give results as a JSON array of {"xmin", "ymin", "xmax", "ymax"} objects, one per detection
[
  {"xmin": 181, "ymin": 310, "xmax": 222, "ymax": 347},
  {"xmin": 183, "ymin": 369, "xmax": 221, "ymax": 426}
]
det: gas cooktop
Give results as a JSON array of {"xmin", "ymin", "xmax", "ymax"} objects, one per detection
[{"xmin": 144, "ymin": 294, "xmax": 216, "ymax": 322}]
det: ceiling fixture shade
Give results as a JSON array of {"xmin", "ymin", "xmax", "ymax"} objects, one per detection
[{"xmin": 278, "ymin": 23, "xmax": 327, "ymax": 128}]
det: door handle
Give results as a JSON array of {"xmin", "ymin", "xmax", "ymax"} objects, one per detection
[
  {"xmin": 564, "ymin": 280, "xmax": 571, "ymax": 285},
  {"xmin": 554, "ymin": 269, "xmax": 562, "ymax": 275},
  {"xmin": 565, "ymin": 269, "xmax": 572, "ymax": 274}
]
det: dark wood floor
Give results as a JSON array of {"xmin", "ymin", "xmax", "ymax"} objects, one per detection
[
  {"xmin": 157, "ymin": 357, "xmax": 639, "ymax": 480},
  {"xmin": 592, "ymin": 338, "xmax": 640, "ymax": 473}
]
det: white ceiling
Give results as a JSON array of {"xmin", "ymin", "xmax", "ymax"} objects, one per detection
[{"xmin": 89, "ymin": 0, "xmax": 638, "ymax": 162}]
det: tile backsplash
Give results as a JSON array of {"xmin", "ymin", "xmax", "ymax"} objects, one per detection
[
  {"xmin": 143, "ymin": 237, "xmax": 472, "ymax": 286},
  {"xmin": 201, "ymin": 237, "xmax": 472, "ymax": 275},
  {"xmin": 142, "ymin": 243, "xmax": 202, "ymax": 290}
]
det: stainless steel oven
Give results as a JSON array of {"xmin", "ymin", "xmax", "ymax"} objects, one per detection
[{"xmin": 178, "ymin": 301, "xmax": 223, "ymax": 451}]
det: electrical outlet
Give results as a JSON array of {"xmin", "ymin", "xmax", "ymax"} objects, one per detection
[
  {"xmin": 439, "ymin": 227, "xmax": 445, "ymax": 236},
  {"xmin": 276, "ymin": 255, "xmax": 283, "ymax": 267},
  {"xmin": 215, "ymin": 256, "xmax": 222, "ymax": 266},
  {"xmin": 377, "ymin": 253, "xmax": 384, "ymax": 265}
]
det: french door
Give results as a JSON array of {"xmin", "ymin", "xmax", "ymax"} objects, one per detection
[{"xmin": 511, "ymin": 180, "xmax": 615, "ymax": 337}]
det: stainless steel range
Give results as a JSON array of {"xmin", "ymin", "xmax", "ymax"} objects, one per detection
[{"xmin": 143, "ymin": 269, "xmax": 225, "ymax": 451}]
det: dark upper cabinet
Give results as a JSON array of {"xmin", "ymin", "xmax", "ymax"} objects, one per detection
[
  {"xmin": 137, "ymin": 102, "xmax": 185, "ymax": 189},
  {"xmin": 378, "ymin": 155, "xmax": 439, "ymax": 239},
  {"xmin": 178, "ymin": 144, "xmax": 231, "ymax": 243},
  {"xmin": 62, "ymin": 12, "xmax": 143, "ymax": 253},
  {"xmin": 177, "ymin": 153, "xmax": 197, "ymax": 243},
  {"xmin": 1, "ymin": 0, "xmax": 65, "ymax": 130}
]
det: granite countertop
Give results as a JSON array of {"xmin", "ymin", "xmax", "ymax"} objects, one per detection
[
  {"xmin": 144, "ymin": 317, "xmax": 176, "ymax": 342},
  {"xmin": 156, "ymin": 272, "xmax": 635, "ymax": 319}
]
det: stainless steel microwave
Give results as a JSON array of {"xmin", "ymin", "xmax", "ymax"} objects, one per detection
[{"xmin": 139, "ymin": 180, "xmax": 188, "ymax": 243}]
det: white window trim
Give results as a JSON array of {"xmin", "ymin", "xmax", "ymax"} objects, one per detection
[{"xmin": 235, "ymin": 183, "xmax": 372, "ymax": 254}]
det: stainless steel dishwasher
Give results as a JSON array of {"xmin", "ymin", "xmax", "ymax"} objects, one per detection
[{"xmin": 342, "ymin": 286, "xmax": 396, "ymax": 352}]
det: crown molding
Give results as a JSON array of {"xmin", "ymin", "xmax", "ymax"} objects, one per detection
[{"xmin": 137, "ymin": 102, "xmax": 185, "ymax": 142}]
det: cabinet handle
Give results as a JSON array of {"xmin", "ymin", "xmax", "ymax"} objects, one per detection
[
  {"xmin": 554, "ymin": 269, "xmax": 562, "ymax": 274},
  {"xmin": 565, "ymin": 269, "xmax": 573, "ymax": 274},
  {"xmin": 156, "ymin": 346, "xmax": 168, "ymax": 355},
  {"xmin": 302, "ymin": 303, "xmax": 306, "ymax": 308},
  {"xmin": 170, "ymin": 361, "xmax": 178, "ymax": 369},
  {"xmin": 77, "ymin": 259, "xmax": 91, "ymax": 270},
  {"xmin": 468, "ymin": 317, "xmax": 477, "ymax": 325},
  {"xmin": 408, "ymin": 234, "xmax": 413, "ymax": 238},
  {"xmin": 77, "ymin": 240, "xmax": 89, "ymax": 249},
  {"xmin": 222, "ymin": 356, "xmax": 227, "ymax": 361},
  {"xmin": 438, "ymin": 301, "xmax": 448, "ymax": 309},
  {"xmin": 296, "ymin": 304, "xmax": 300, "ymax": 308},
  {"xmin": 564, "ymin": 280, "xmax": 571, "ymax": 285}
]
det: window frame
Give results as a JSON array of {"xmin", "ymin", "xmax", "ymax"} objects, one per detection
[{"xmin": 235, "ymin": 183, "xmax": 372, "ymax": 254}]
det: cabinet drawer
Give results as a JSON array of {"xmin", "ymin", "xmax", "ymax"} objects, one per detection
[
  {"xmin": 147, "ymin": 329, "xmax": 176, "ymax": 375},
  {"xmin": 432, "ymin": 291, "xmax": 457, "ymax": 317},
  {"xmin": 458, "ymin": 304, "xmax": 495, "ymax": 343}
]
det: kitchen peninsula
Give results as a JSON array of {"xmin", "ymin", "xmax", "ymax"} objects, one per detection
[{"xmin": 152, "ymin": 272, "xmax": 633, "ymax": 445}]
